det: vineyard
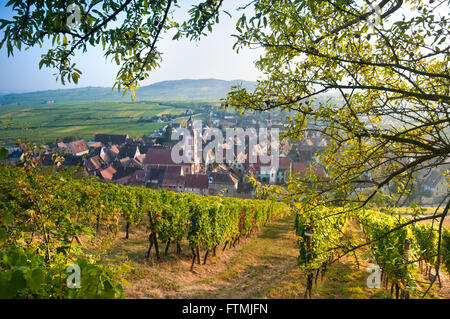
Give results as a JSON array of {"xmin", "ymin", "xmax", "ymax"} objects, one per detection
[
  {"xmin": 0, "ymin": 164, "xmax": 448, "ymax": 299},
  {"xmin": 0, "ymin": 165, "xmax": 288, "ymax": 298},
  {"xmin": 294, "ymin": 205, "xmax": 450, "ymax": 298}
]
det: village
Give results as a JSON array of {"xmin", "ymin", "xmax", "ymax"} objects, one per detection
[{"xmin": 4, "ymin": 109, "xmax": 330, "ymax": 199}]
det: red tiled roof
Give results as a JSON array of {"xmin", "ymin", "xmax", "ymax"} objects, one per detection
[
  {"xmin": 100, "ymin": 165, "xmax": 117, "ymax": 180},
  {"xmin": 69, "ymin": 139, "xmax": 88, "ymax": 154},
  {"xmin": 115, "ymin": 170, "xmax": 146, "ymax": 186},
  {"xmin": 89, "ymin": 155, "xmax": 104, "ymax": 170},
  {"xmin": 184, "ymin": 174, "xmax": 209, "ymax": 190},
  {"xmin": 144, "ymin": 148, "xmax": 178, "ymax": 165},
  {"xmin": 245, "ymin": 156, "xmax": 274, "ymax": 171},
  {"xmin": 88, "ymin": 141, "xmax": 103, "ymax": 148},
  {"xmin": 147, "ymin": 164, "xmax": 184, "ymax": 175},
  {"xmin": 57, "ymin": 142, "xmax": 67, "ymax": 149}
]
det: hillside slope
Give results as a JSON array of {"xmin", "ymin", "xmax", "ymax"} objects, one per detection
[{"xmin": 0, "ymin": 79, "xmax": 257, "ymax": 105}]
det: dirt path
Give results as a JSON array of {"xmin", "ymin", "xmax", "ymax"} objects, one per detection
[{"xmin": 123, "ymin": 215, "xmax": 304, "ymax": 298}]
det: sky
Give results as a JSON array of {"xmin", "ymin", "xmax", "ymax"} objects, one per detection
[{"xmin": 0, "ymin": 1, "xmax": 263, "ymax": 93}]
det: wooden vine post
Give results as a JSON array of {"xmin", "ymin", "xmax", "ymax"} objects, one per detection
[
  {"xmin": 190, "ymin": 216, "xmax": 199, "ymax": 271},
  {"xmin": 165, "ymin": 238, "xmax": 171, "ymax": 256},
  {"xmin": 96, "ymin": 212, "xmax": 100, "ymax": 235},
  {"xmin": 125, "ymin": 222, "xmax": 130, "ymax": 239},
  {"xmin": 304, "ymin": 226, "xmax": 313, "ymax": 299}
]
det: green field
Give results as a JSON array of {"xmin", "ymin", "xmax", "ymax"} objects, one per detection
[{"xmin": 0, "ymin": 100, "xmax": 215, "ymax": 146}]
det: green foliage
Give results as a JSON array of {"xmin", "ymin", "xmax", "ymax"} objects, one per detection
[
  {"xmin": 294, "ymin": 206, "xmax": 349, "ymax": 271},
  {"xmin": 0, "ymin": 246, "xmax": 124, "ymax": 299},
  {"xmin": 355, "ymin": 209, "xmax": 450, "ymax": 290},
  {"xmin": 0, "ymin": 147, "xmax": 8, "ymax": 159},
  {"xmin": 356, "ymin": 209, "xmax": 415, "ymax": 290},
  {"xmin": 442, "ymin": 229, "xmax": 450, "ymax": 273},
  {"xmin": 412, "ymin": 222, "xmax": 438, "ymax": 267}
]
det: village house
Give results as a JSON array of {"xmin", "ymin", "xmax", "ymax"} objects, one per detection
[
  {"xmin": 160, "ymin": 173, "xmax": 185, "ymax": 192},
  {"xmin": 208, "ymin": 172, "xmax": 239, "ymax": 197},
  {"xmin": 416, "ymin": 164, "xmax": 450, "ymax": 205},
  {"xmin": 67, "ymin": 139, "xmax": 89, "ymax": 156},
  {"xmin": 259, "ymin": 166, "xmax": 277, "ymax": 184},
  {"xmin": 184, "ymin": 174, "xmax": 209, "ymax": 195},
  {"xmin": 109, "ymin": 145, "xmax": 120, "ymax": 159},
  {"xmin": 291, "ymin": 162, "xmax": 326, "ymax": 177},
  {"xmin": 277, "ymin": 156, "xmax": 292, "ymax": 184},
  {"xmin": 144, "ymin": 147, "xmax": 200, "ymax": 177},
  {"xmin": 146, "ymin": 168, "xmax": 167, "ymax": 189},
  {"xmin": 84, "ymin": 155, "xmax": 106, "ymax": 176},
  {"xmin": 115, "ymin": 170, "xmax": 146, "ymax": 187},
  {"xmin": 98, "ymin": 164, "xmax": 117, "ymax": 180}
]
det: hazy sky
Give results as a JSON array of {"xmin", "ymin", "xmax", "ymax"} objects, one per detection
[{"xmin": 0, "ymin": 1, "xmax": 263, "ymax": 93}]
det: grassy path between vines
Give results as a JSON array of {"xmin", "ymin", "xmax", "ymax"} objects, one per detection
[{"xmin": 115, "ymin": 214, "xmax": 449, "ymax": 299}]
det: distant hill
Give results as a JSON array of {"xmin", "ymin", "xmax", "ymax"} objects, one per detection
[{"xmin": 0, "ymin": 79, "xmax": 257, "ymax": 105}]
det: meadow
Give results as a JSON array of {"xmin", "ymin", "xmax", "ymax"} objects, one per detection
[{"xmin": 0, "ymin": 100, "xmax": 215, "ymax": 145}]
